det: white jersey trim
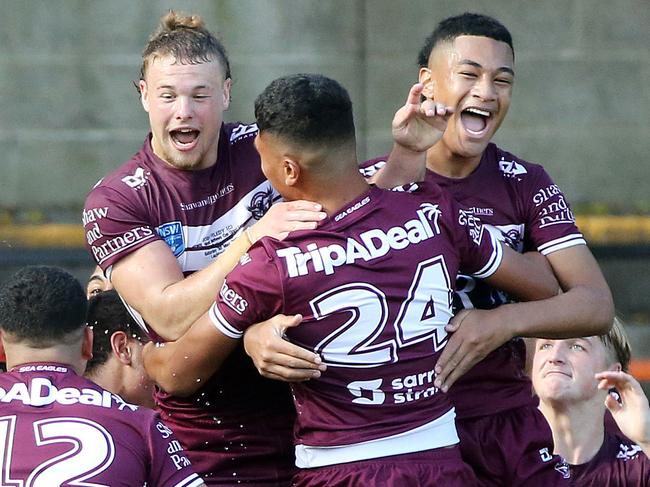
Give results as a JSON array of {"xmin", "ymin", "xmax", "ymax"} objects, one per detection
[
  {"xmin": 174, "ymin": 472, "xmax": 204, "ymax": 487},
  {"xmin": 472, "ymin": 234, "xmax": 504, "ymax": 279},
  {"xmin": 294, "ymin": 408, "xmax": 458, "ymax": 468},
  {"xmin": 209, "ymin": 303, "xmax": 243, "ymax": 339},
  {"xmin": 538, "ymin": 234, "xmax": 586, "ymax": 256}
]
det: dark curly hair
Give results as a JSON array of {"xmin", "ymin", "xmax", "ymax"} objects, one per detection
[{"xmin": 0, "ymin": 266, "xmax": 86, "ymax": 347}]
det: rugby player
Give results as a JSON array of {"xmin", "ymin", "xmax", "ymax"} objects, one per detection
[
  {"xmin": 143, "ymin": 73, "xmax": 562, "ymax": 486},
  {"xmin": 82, "ymin": 11, "xmax": 324, "ymax": 485},
  {"xmin": 85, "ymin": 289, "xmax": 155, "ymax": 408},
  {"xmin": 533, "ymin": 318, "xmax": 650, "ymax": 485},
  {"xmin": 244, "ymin": 12, "xmax": 614, "ymax": 486},
  {"xmin": 0, "ymin": 265, "xmax": 204, "ymax": 486}
]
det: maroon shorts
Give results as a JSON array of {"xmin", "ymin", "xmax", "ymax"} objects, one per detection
[
  {"xmin": 291, "ymin": 447, "xmax": 477, "ymax": 487},
  {"xmin": 457, "ymin": 404, "xmax": 569, "ymax": 486}
]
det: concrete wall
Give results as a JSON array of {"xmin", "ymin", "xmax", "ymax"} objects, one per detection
[{"xmin": 1, "ymin": 0, "xmax": 648, "ymax": 221}]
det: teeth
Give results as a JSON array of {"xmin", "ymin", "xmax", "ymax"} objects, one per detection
[{"xmin": 465, "ymin": 108, "xmax": 490, "ymax": 117}]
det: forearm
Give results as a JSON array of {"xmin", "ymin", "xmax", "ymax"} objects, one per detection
[
  {"xmin": 371, "ymin": 143, "xmax": 426, "ymax": 188},
  {"xmin": 143, "ymin": 314, "xmax": 238, "ymax": 396},
  {"xmin": 492, "ymin": 284, "xmax": 614, "ymax": 339},
  {"xmin": 143, "ymin": 232, "xmax": 252, "ymax": 340}
]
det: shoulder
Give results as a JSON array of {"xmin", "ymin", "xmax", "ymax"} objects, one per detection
[
  {"xmin": 85, "ymin": 149, "xmax": 154, "ymax": 206},
  {"xmin": 488, "ymin": 143, "xmax": 550, "ymax": 181}
]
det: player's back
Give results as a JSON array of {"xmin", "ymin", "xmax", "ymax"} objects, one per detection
[
  {"xmin": 213, "ymin": 183, "xmax": 502, "ymax": 467},
  {"xmin": 0, "ymin": 363, "xmax": 201, "ymax": 487}
]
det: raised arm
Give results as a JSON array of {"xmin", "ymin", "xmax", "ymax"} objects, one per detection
[
  {"xmin": 371, "ymin": 83, "xmax": 452, "ymax": 188},
  {"xmin": 142, "ymin": 310, "xmax": 238, "ymax": 396},
  {"xmin": 112, "ymin": 201, "xmax": 325, "ymax": 341},
  {"xmin": 596, "ymin": 370, "xmax": 650, "ymax": 458}
]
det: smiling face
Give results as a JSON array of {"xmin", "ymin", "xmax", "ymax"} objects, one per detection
[
  {"xmin": 139, "ymin": 55, "xmax": 231, "ymax": 171},
  {"xmin": 532, "ymin": 337, "xmax": 619, "ymax": 406},
  {"xmin": 420, "ymin": 35, "xmax": 514, "ymax": 165}
]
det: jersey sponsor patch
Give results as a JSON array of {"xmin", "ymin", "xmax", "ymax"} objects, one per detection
[
  {"xmin": 157, "ymin": 221, "xmax": 185, "ymax": 257},
  {"xmin": 277, "ymin": 203, "xmax": 441, "ymax": 277}
]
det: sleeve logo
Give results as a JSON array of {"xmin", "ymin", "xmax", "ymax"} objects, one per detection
[{"xmin": 156, "ymin": 221, "xmax": 185, "ymax": 257}]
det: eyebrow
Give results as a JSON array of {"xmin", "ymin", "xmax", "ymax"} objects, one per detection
[
  {"xmin": 87, "ymin": 275, "xmax": 104, "ymax": 285},
  {"xmin": 156, "ymin": 84, "xmax": 210, "ymax": 90},
  {"xmin": 458, "ymin": 59, "xmax": 515, "ymax": 76}
]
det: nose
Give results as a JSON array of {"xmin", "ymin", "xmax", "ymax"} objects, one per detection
[
  {"xmin": 472, "ymin": 76, "xmax": 497, "ymax": 102},
  {"xmin": 175, "ymin": 97, "xmax": 194, "ymax": 120},
  {"xmin": 546, "ymin": 345, "xmax": 566, "ymax": 365}
]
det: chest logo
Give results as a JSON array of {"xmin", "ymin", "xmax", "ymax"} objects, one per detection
[{"xmin": 156, "ymin": 221, "xmax": 185, "ymax": 257}]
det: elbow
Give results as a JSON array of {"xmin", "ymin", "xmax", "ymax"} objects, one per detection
[{"xmin": 156, "ymin": 379, "xmax": 199, "ymax": 398}]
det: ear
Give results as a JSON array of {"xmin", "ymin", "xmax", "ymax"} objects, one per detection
[
  {"xmin": 222, "ymin": 78, "xmax": 232, "ymax": 111},
  {"xmin": 612, "ymin": 362, "xmax": 622, "ymax": 372},
  {"xmin": 110, "ymin": 331, "xmax": 132, "ymax": 366},
  {"xmin": 283, "ymin": 158, "xmax": 301, "ymax": 187},
  {"xmin": 82, "ymin": 326, "xmax": 94, "ymax": 361},
  {"xmin": 419, "ymin": 67, "xmax": 435, "ymax": 99},
  {"xmin": 139, "ymin": 79, "xmax": 150, "ymax": 112}
]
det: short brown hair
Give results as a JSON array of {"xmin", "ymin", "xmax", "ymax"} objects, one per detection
[
  {"xmin": 599, "ymin": 316, "xmax": 632, "ymax": 372},
  {"xmin": 140, "ymin": 10, "xmax": 231, "ymax": 82}
]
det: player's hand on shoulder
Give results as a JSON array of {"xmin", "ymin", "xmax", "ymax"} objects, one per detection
[
  {"xmin": 596, "ymin": 370, "xmax": 650, "ymax": 449},
  {"xmin": 249, "ymin": 200, "xmax": 327, "ymax": 242},
  {"xmin": 391, "ymin": 82, "xmax": 453, "ymax": 153},
  {"xmin": 243, "ymin": 314, "xmax": 326, "ymax": 382}
]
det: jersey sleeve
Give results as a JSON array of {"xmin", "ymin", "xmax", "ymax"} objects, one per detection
[
  {"xmin": 208, "ymin": 241, "xmax": 284, "ymax": 339},
  {"xmin": 145, "ymin": 414, "xmax": 204, "ymax": 487},
  {"xmin": 520, "ymin": 165, "xmax": 586, "ymax": 255},
  {"xmin": 445, "ymin": 193, "xmax": 503, "ymax": 279},
  {"xmin": 83, "ymin": 184, "xmax": 160, "ymax": 271}
]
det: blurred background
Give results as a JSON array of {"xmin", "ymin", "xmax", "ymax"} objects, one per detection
[{"xmin": 1, "ymin": 0, "xmax": 649, "ymax": 383}]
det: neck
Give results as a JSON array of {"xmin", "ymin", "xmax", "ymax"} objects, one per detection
[
  {"xmin": 4, "ymin": 341, "xmax": 85, "ymax": 375},
  {"xmin": 299, "ymin": 166, "xmax": 370, "ymax": 216},
  {"xmin": 86, "ymin": 360, "xmax": 125, "ymax": 396},
  {"xmin": 539, "ymin": 397, "xmax": 605, "ymax": 464},
  {"xmin": 425, "ymin": 142, "xmax": 483, "ymax": 179}
]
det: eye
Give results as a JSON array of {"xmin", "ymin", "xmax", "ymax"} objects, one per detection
[
  {"xmin": 87, "ymin": 287, "xmax": 102, "ymax": 297},
  {"xmin": 193, "ymin": 94, "xmax": 210, "ymax": 100},
  {"xmin": 495, "ymin": 78, "xmax": 513, "ymax": 85},
  {"xmin": 160, "ymin": 93, "xmax": 174, "ymax": 100},
  {"xmin": 459, "ymin": 72, "xmax": 478, "ymax": 79},
  {"xmin": 538, "ymin": 342, "xmax": 552, "ymax": 351},
  {"xmin": 570, "ymin": 343, "xmax": 586, "ymax": 351}
]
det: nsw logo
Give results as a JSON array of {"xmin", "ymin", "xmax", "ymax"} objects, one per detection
[{"xmin": 156, "ymin": 221, "xmax": 185, "ymax": 257}]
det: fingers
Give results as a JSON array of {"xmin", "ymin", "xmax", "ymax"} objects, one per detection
[
  {"xmin": 404, "ymin": 83, "xmax": 425, "ymax": 107},
  {"xmin": 445, "ymin": 309, "xmax": 470, "ymax": 333},
  {"xmin": 595, "ymin": 371, "xmax": 640, "ymax": 392},
  {"xmin": 420, "ymin": 99, "xmax": 454, "ymax": 118},
  {"xmin": 434, "ymin": 337, "xmax": 461, "ymax": 392},
  {"xmin": 284, "ymin": 200, "xmax": 324, "ymax": 212}
]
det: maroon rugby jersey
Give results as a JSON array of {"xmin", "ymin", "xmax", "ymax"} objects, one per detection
[
  {"xmin": 83, "ymin": 123, "xmax": 296, "ymax": 485},
  {"xmin": 362, "ymin": 143, "xmax": 585, "ymax": 419},
  {"xmin": 0, "ymin": 363, "xmax": 201, "ymax": 487},
  {"xmin": 557, "ymin": 432, "xmax": 650, "ymax": 486},
  {"xmin": 210, "ymin": 183, "xmax": 503, "ymax": 467}
]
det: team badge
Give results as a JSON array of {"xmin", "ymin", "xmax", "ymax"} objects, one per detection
[
  {"xmin": 156, "ymin": 221, "xmax": 185, "ymax": 257},
  {"xmin": 247, "ymin": 186, "xmax": 275, "ymax": 220}
]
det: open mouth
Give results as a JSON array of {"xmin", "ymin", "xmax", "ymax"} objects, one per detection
[
  {"xmin": 170, "ymin": 128, "xmax": 200, "ymax": 149},
  {"xmin": 460, "ymin": 107, "xmax": 491, "ymax": 136}
]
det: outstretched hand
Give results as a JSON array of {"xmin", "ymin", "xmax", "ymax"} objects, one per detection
[
  {"xmin": 596, "ymin": 370, "xmax": 650, "ymax": 452},
  {"xmin": 250, "ymin": 200, "xmax": 327, "ymax": 242},
  {"xmin": 392, "ymin": 83, "xmax": 453, "ymax": 153},
  {"xmin": 243, "ymin": 314, "xmax": 327, "ymax": 382}
]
